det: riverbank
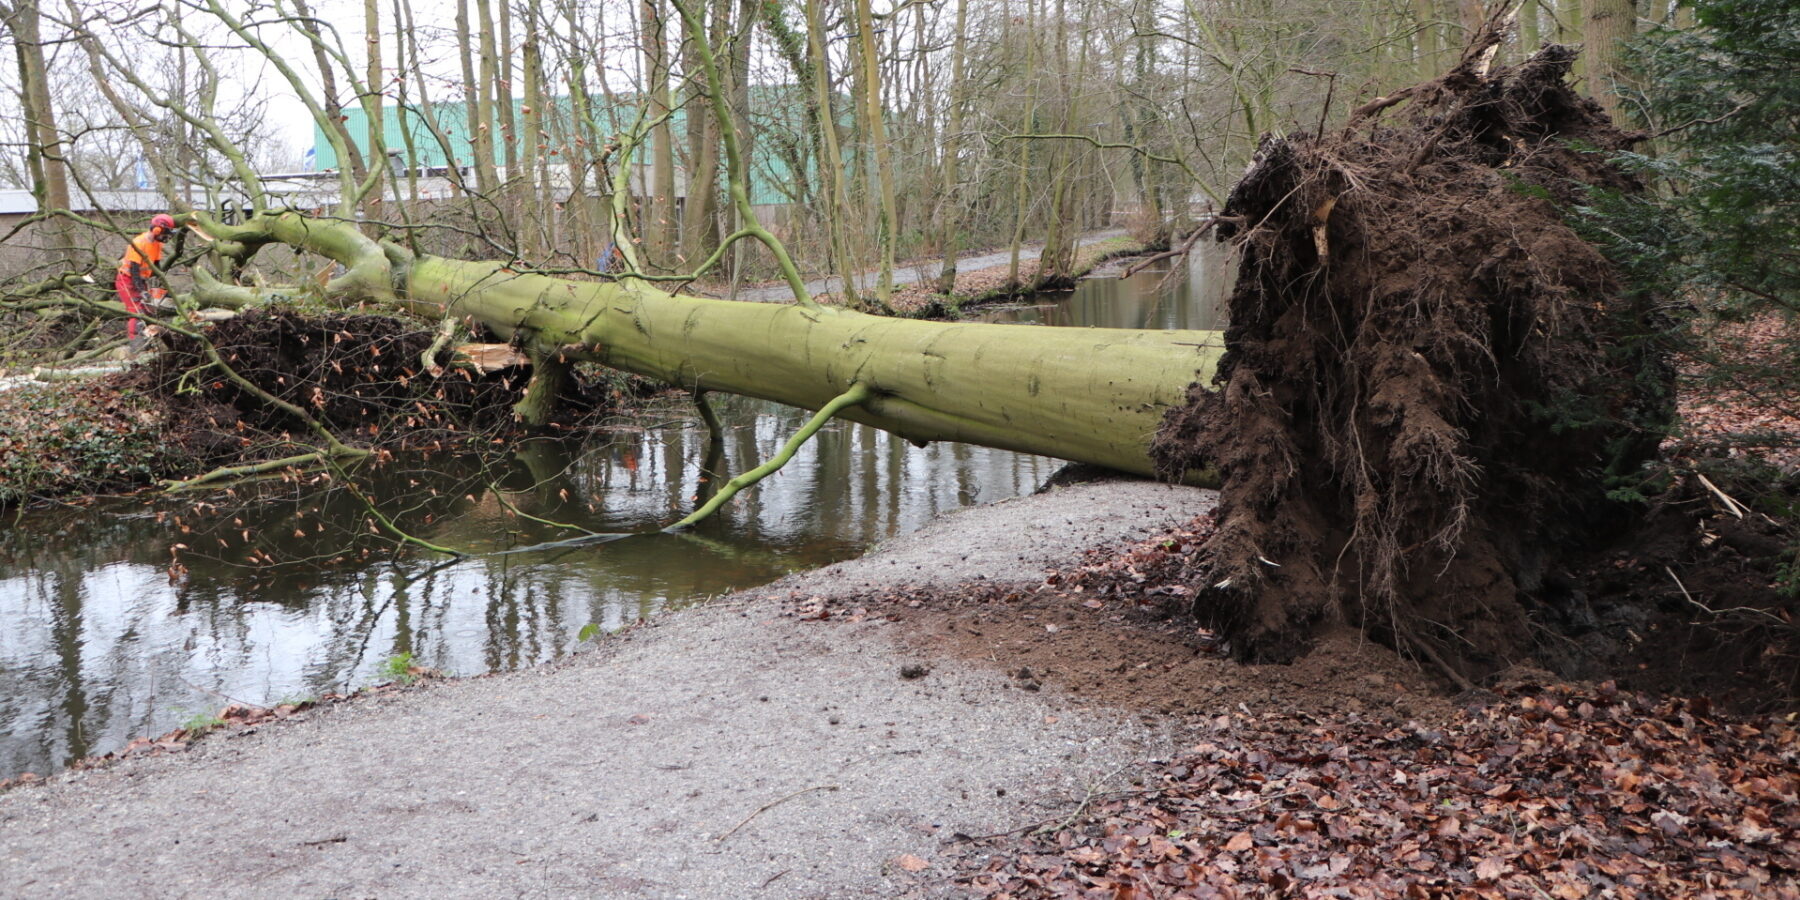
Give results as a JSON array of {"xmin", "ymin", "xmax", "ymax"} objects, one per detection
[
  {"xmin": 6, "ymin": 474, "xmax": 1794, "ymax": 897},
  {"xmin": 1, "ymin": 477, "xmax": 1227, "ymax": 897},
  {"xmin": 873, "ymin": 235, "xmax": 1150, "ymax": 317}
]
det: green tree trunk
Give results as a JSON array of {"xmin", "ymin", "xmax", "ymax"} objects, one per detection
[{"xmin": 197, "ymin": 212, "xmax": 1221, "ymax": 480}]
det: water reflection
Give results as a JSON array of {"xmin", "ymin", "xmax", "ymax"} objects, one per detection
[
  {"xmin": 0, "ymin": 247, "xmax": 1221, "ymax": 780},
  {"xmin": 0, "ymin": 401, "xmax": 1057, "ymax": 779},
  {"xmin": 980, "ymin": 240, "xmax": 1232, "ymax": 332}
]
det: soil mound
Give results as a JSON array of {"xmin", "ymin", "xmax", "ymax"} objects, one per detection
[
  {"xmin": 1151, "ymin": 34, "xmax": 1672, "ymax": 682},
  {"xmin": 1540, "ymin": 467, "xmax": 1800, "ymax": 712},
  {"xmin": 784, "ymin": 511, "xmax": 1456, "ymax": 726}
]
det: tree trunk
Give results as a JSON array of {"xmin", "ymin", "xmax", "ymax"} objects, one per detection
[
  {"xmin": 1582, "ymin": 0, "xmax": 1637, "ymax": 121},
  {"xmin": 680, "ymin": 0, "xmax": 723, "ymax": 267},
  {"xmin": 290, "ymin": 0, "xmax": 370, "ymax": 206},
  {"xmin": 727, "ymin": 0, "xmax": 756, "ymax": 286},
  {"xmin": 1, "ymin": 0, "xmax": 76, "ymax": 265},
  {"xmin": 455, "ymin": 0, "xmax": 484, "ymax": 190},
  {"xmin": 1006, "ymin": 0, "xmax": 1039, "ymax": 288},
  {"xmin": 473, "ymin": 0, "xmax": 501, "ymax": 194},
  {"xmin": 805, "ymin": 0, "xmax": 861, "ymax": 307},
  {"xmin": 644, "ymin": 0, "xmax": 678, "ymax": 269},
  {"xmin": 393, "ymin": 0, "xmax": 421, "ymax": 206},
  {"xmin": 933, "ymin": 0, "xmax": 970, "ymax": 295},
  {"xmin": 363, "ymin": 0, "xmax": 386, "ymax": 206},
  {"xmin": 1033, "ymin": 0, "xmax": 1081, "ymax": 288},
  {"xmin": 497, "ymin": 0, "xmax": 518, "ymax": 181},
  {"xmin": 522, "ymin": 22, "xmax": 551, "ymax": 257},
  {"xmin": 195, "ymin": 211, "xmax": 1220, "ymax": 479},
  {"xmin": 852, "ymin": 0, "xmax": 898, "ymax": 306}
]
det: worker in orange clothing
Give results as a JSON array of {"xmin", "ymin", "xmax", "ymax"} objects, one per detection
[{"xmin": 116, "ymin": 213, "xmax": 176, "ymax": 342}]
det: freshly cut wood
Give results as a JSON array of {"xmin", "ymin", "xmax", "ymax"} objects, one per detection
[{"xmin": 453, "ymin": 343, "xmax": 531, "ymax": 374}]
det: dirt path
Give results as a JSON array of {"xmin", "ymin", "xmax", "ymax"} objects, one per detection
[
  {"xmin": 727, "ymin": 228, "xmax": 1128, "ymax": 304},
  {"xmin": 0, "ymin": 478, "xmax": 1209, "ymax": 899}
]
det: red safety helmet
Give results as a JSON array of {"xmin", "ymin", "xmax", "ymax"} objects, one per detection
[{"xmin": 150, "ymin": 213, "xmax": 176, "ymax": 233}]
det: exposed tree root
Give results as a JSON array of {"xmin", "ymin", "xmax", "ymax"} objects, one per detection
[{"xmin": 1152, "ymin": 35, "xmax": 1673, "ymax": 681}]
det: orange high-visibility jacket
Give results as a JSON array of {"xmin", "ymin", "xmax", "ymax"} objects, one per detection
[{"xmin": 117, "ymin": 231, "xmax": 164, "ymax": 281}]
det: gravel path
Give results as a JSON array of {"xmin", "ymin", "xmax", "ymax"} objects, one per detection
[
  {"xmin": 728, "ymin": 229, "xmax": 1128, "ymax": 304},
  {"xmin": 0, "ymin": 478, "xmax": 1212, "ymax": 899}
]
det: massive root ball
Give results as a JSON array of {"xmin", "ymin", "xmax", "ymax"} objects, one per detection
[{"xmin": 1153, "ymin": 44, "xmax": 1672, "ymax": 680}]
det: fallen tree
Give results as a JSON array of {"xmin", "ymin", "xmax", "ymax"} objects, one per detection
[
  {"xmin": 2, "ymin": 24, "xmax": 1679, "ymax": 685},
  {"xmin": 181, "ymin": 211, "xmax": 1224, "ymax": 481}
]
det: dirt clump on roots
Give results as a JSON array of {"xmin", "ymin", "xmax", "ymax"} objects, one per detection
[
  {"xmin": 1150, "ymin": 35, "xmax": 1673, "ymax": 684},
  {"xmin": 127, "ymin": 309, "xmax": 630, "ymax": 465}
]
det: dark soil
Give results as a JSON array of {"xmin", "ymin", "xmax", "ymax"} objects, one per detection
[
  {"xmin": 1150, "ymin": 35, "xmax": 1675, "ymax": 683},
  {"xmin": 1536, "ymin": 468, "xmax": 1800, "ymax": 712},
  {"xmin": 132, "ymin": 308, "xmax": 654, "ymax": 469},
  {"xmin": 787, "ymin": 512, "xmax": 1457, "ymax": 729},
  {"xmin": 141, "ymin": 309, "xmax": 615, "ymax": 449}
]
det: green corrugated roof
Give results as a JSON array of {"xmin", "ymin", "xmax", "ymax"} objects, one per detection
[{"xmin": 313, "ymin": 93, "xmax": 815, "ymax": 206}]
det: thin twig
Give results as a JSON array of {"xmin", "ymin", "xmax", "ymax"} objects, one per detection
[
  {"xmin": 1653, "ymin": 99, "xmax": 1754, "ymax": 138},
  {"xmin": 1667, "ymin": 566, "xmax": 1790, "ymax": 626},
  {"xmin": 716, "ymin": 785, "xmax": 840, "ymax": 842}
]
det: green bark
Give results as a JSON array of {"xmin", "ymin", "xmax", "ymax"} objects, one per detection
[
  {"xmin": 199, "ymin": 212, "xmax": 1220, "ymax": 480},
  {"xmin": 406, "ymin": 256, "xmax": 1219, "ymax": 478},
  {"xmin": 189, "ymin": 211, "xmax": 1216, "ymax": 482}
]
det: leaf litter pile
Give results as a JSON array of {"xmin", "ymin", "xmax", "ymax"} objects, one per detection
[{"xmin": 950, "ymin": 681, "xmax": 1798, "ymax": 899}]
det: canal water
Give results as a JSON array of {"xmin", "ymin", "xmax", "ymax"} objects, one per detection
[{"xmin": 0, "ymin": 248, "xmax": 1228, "ymax": 780}]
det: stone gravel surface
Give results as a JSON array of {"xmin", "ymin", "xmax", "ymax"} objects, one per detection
[{"xmin": 0, "ymin": 478, "xmax": 1212, "ymax": 899}]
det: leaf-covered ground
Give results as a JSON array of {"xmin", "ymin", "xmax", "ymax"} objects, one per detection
[
  {"xmin": 0, "ymin": 379, "xmax": 182, "ymax": 505},
  {"xmin": 948, "ymin": 681, "xmax": 1798, "ymax": 899},
  {"xmin": 806, "ymin": 506, "xmax": 1799, "ymax": 898},
  {"xmin": 1670, "ymin": 313, "xmax": 1800, "ymax": 471}
]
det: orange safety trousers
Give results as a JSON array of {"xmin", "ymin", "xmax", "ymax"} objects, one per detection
[{"xmin": 116, "ymin": 231, "xmax": 163, "ymax": 340}]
